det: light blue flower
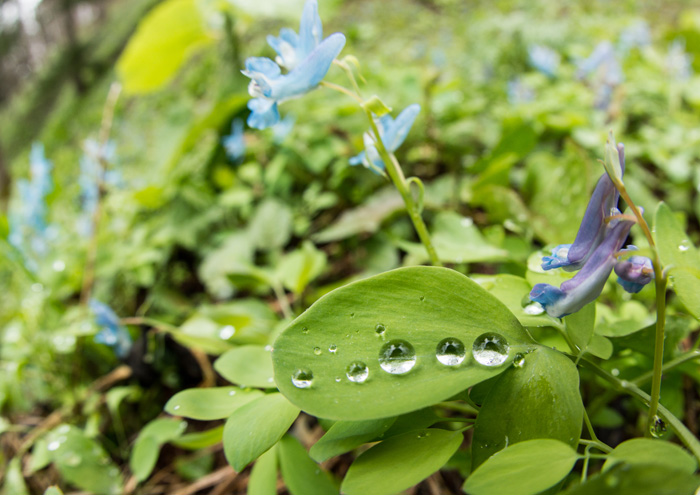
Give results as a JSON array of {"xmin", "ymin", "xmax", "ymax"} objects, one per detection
[
  {"xmin": 667, "ymin": 40, "xmax": 693, "ymax": 81},
  {"xmin": 530, "ymin": 217, "xmax": 635, "ymax": 318},
  {"xmin": 349, "ymin": 104, "xmax": 421, "ymax": 172},
  {"xmin": 77, "ymin": 139, "xmax": 120, "ymax": 237},
  {"xmin": 222, "ymin": 119, "xmax": 246, "ymax": 162},
  {"xmin": 243, "ymin": 0, "xmax": 346, "ymax": 129},
  {"xmin": 90, "ymin": 299, "xmax": 132, "ymax": 359},
  {"xmin": 576, "ymin": 41, "xmax": 624, "ymax": 109},
  {"xmin": 507, "ymin": 77, "xmax": 535, "ymax": 104},
  {"xmin": 614, "ymin": 254, "xmax": 654, "ymax": 293},
  {"xmin": 528, "ymin": 45, "xmax": 560, "ymax": 77},
  {"xmin": 617, "ymin": 21, "xmax": 651, "ymax": 55}
]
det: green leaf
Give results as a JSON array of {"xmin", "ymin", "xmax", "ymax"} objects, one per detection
[
  {"xmin": 43, "ymin": 488, "xmax": 63, "ymax": 495},
  {"xmin": 45, "ymin": 425, "xmax": 123, "ymax": 494},
  {"xmin": 565, "ymin": 302, "xmax": 595, "ymax": 352},
  {"xmin": 341, "ymin": 429, "xmax": 462, "ymax": 495},
  {"xmin": 116, "ymin": 0, "xmax": 214, "ymax": 93},
  {"xmin": 472, "ymin": 274, "xmax": 553, "ymax": 328},
  {"xmin": 430, "ymin": 212, "xmax": 509, "ymax": 263},
  {"xmin": 562, "ymin": 463, "xmax": 700, "ymax": 495},
  {"xmin": 602, "ymin": 438, "xmax": 697, "ymax": 474},
  {"xmin": 248, "ymin": 199, "xmax": 294, "ymax": 251},
  {"xmin": 309, "ymin": 418, "xmax": 397, "ymax": 462},
  {"xmin": 165, "ymin": 387, "xmax": 263, "ymax": 420},
  {"xmin": 29, "ymin": 437, "xmax": 52, "ymax": 473},
  {"xmin": 223, "ymin": 393, "xmax": 299, "ymax": 471},
  {"xmin": 4, "ymin": 458, "xmax": 29, "ymax": 495},
  {"xmin": 277, "ymin": 241, "xmax": 327, "ymax": 294},
  {"xmin": 214, "ymin": 346, "xmax": 275, "ymax": 388},
  {"xmin": 471, "ymin": 347, "xmax": 583, "ymax": 468},
  {"xmin": 172, "ymin": 426, "xmax": 224, "ymax": 450},
  {"xmin": 248, "ymin": 444, "xmax": 279, "ymax": 495},
  {"xmin": 361, "ymin": 96, "xmax": 393, "ymax": 117},
  {"xmin": 273, "ymin": 266, "xmax": 533, "ymax": 420},
  {"xmin": 586, "ymin": 334, "xmax": 613, "ymax": 359},
  {"xmin": 655, "ymin": 202, "xmax": 700, "ymax": 318},
  {"xmin": 130, "ymin": 418, "xmax": 187, "ymax": 482},
  {"xmin": 464, "ymin": 439, "xmax": 579, "ymax": 495},
  {"xmin": 279, "ymin": 435, "xmax": 338, "ymax": 495}
]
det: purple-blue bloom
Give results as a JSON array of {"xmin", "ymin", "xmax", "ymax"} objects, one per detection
[
  {"xmin": 90, "ymin": 299, "xmax": 132, "ymax": 358},
  {"xmin": 243, "ymin": 0, "xmax": 346, "ymax": 129},
  {"xmin": 349, "ymin": 104, "xmax": 421, "ymax": 172},
  {"xmin": 528, "ymin": 45, "xmax": 560, "ymax": 77},
  {"xmin": 222, "ymin": 119, "xmax": 246, "ymax": 162},
  {"xmin": 615, "ymin": 254, "xmax": 654, "ymax": 293}
]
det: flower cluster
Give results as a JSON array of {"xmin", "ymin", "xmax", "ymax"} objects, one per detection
[
  {"xmin": 242, "ymin": 0, "xmax": 345, "ymax": 129},
  {"xmin": 530, "ymin": 143, "xmax": 654, "ymax": 318},
  {"xmin": 90, "ymin": 299, "xmax": 132, "ymax": 358}
]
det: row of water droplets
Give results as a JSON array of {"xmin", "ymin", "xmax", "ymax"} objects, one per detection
[{"xmin": 291, "ymin": 327, "xmax": 516, "ymax": 389}]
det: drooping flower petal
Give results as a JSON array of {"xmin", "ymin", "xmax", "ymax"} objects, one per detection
[
  {"xmin": 247, "ymin": 98, "xmax": 280, "ymax": 130},
  {"xmin": 530, "ymin": 218, "xmax": 635, "ymax": 318},
  {"xmin": 267, "ymin": 28, "xmax": 300, "ymax": 70},
  {"xmin": 383, "ymin": 104, "xmax": 421, "ymax": 151},
  {"xmin": 541, "ymin": 244, "xmax": 573, "ymax": 270},
  {"xmin": 298, "ymin": 0, "xmax": 323, "ymax": 59},
  {"xmin": 615, "ymin": 255, "xmax": 654, "ymax": 293}
]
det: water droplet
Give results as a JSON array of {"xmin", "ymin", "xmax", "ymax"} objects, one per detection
[
  {"xmin": 57, "ymin": 425, "xmax": 70, "ymax": 434},
  {"xmin": 335, "ymin": 377, "xmax": 341, "ymax": 382},
  {"xmin": 291, "ymin": 369, "xmax": 313, "ymax": 389},
  {"xmin": 611, "ymin": 368, "xmax": 620, "ymax": 377},
  {"xmin": 267, "ymin": 377, "xmax": 274, "ymax": 383},
  {"xmin": 173, "ymin": 405, "xmax": 181, "ymax": 411},
  {"xmin": 679, "ymin": 240, "xmax": 691, "ymax": 252},
  {"xmin": 218, "ymin": 325, "xmax": 236, "ymax": 339},
  {"xmin": 435, "ymin": 338, "xmax": 466, "ymax": 366},
  {"xmin": 346, "ymin": 361, "xmax": 369, "ymax": 383},
  {"xmin": 350, "ymin": 312, "xmax": 355, "ymax": 318},
  {"xmin": 375, "ymin": 324, "xmax": 386, "ymax": 337},
  {"xmin": 313, "ymin": 347, "xmax": 322, "ymax": 356},
  {"xmin": 329, "ymin": 344, "xmax": 337, "ymax": 354},
  {"xmin": 513, "ymin": 353, "xmax": 525, "ymax": 368},
  {"xmin": 650, "ymin": 415, "xmax": 667, "ymax": 437},
  {"xmin": 523, "ymin": 302, "xmax": 544, "ymax": 315},
  {"xmin": 228, "ymin": 390, "xmax": 236, "ymax": 396},
  {"xmin": 52, "ymin": 260, "xmax": 66, "ymax": 272},
  {"xmin": 64, "ymin": 453, "xmax": 81, "ymax": 466},
  {"xmin": 301, "ymin": 327, "xmax": 309, "ymax": 334},
  {"xmin": 47, "ymin": 441, "xmax": 61, "ymax": 451},
  {"xmin": 264, "ymin": 345, "xmax": 273, "ymax": 352},
  {"xmin": 419, "ymin": 295, "xmax": 425, "ymax": 302},
  {"xmin": 472, "ymin": 332, "xmax": 509, "ymax": 367},
  {"xmin": 378, "ymin": 340, "xmax": 416, "ymax": 374},
  {"xmin": 460, "ymin": 218, "xmax": 474, "ymax": 227}
]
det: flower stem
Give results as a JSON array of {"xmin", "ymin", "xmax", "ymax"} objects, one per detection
[{"xmin": 615, "ymin": 185, "xmax": 667, "ymax": 437}]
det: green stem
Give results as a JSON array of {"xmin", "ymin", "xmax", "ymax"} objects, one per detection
[
  {"xmin": 579, "ymin": 438, "xmax": 612, "ymax": 454},
  {"xmin": 616, "ymin": 186, "xmax": 667, "ymax": 436}
]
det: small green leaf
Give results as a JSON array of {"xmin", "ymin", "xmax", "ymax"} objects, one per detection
[
  {"xmin": 603, "ymin": 438, "xmax": 697, "ymax": 474},
  {"xmin": 43, "ymin": 488, "xmax": 63, "ymax": 495},
  {"xmin": 341, "ymin": 429, "xmax": 462, "ymax": 495},
  {"xmin": 603, "ymin": 131, "xmax": 623, "ymax": 184},
  {"xmin": 172, "ymin": 426, "xmax": 224, "ymax": 450},
  {"xmin": 214, "ymin": 346, "xmax": 275, "ymax": 388},
  {"xmin": 248, "ymin": 444, "xmax": 278, "ymax": 495},
  {"xmin": 565, "ymin": 302, "xmax": 595, "ymax": 352},
  {"xmin": 248, "ymin": 199, "xmax": 293, "ymax": 251},
  {"xmin": 471, "ymin": 347, "xmax": 583, "ymax": 468},
  {"xmin": 277, "ymin": 241, "xmax": 327, "ymax": 294},
  {"xmin": 223, "ymin": 393, "xmax": 299, "ymax": 471},
  {"xmin": 562, "ymin": 463, "xmax": 700, "ymax": 495},
  {"xmin": 361, "ymin": 96, "xmax": 392, "ymax": 117},
  {"xmin": 428, "ymin": 212, "xmax": 509, "ymax": 264},
  {"xmin": 29, "ymin": 438, "xmax": 52, "ymax": 473},
  {"xmin": 309, "ymin": 418, "xmax": 397, "ymax": 462},
  {"xmin": 464, "ymin": 439, "xmax": 579, "ymax": 495},
  {"xmin": 165, "ymin": 387, "xmax": 263, "ymax": 420},
  {"xmin": 130, "ymin": 418, "xmax": 187, "ymax": 482},
  {"xmin": 473, "ymin": 274, "xmax": 553, "ymax": 328},
  {"xmin": 273, "ymin": 267, "xmax": 533, "ymax": 420},
  {"xmin": 4, "ymin": 458, "xmax": 29, "ymax": 495},
  {"xmin": 586, "ymin": 334, "xmax": 613, "ymax": 359},
  {"xmin": 116, "ymin": 0, "xmax": 214, "ymax": 93},
  {"xmin": 279, "ymin": 435, "xmax": 338, "ymax": 495}
]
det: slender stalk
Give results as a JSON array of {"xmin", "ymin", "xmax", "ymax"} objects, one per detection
[
  {"xmin": 272, "ymin": 282, "xmax": 294, "ymax": 320},
  {"xmin": 615, "ymin": 185, "xmax": 667, "ymax": 436}
]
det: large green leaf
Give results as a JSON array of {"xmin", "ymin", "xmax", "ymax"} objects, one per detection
[
  {"xmin": 602, "ymin": 438, "xmax": 697, "ymax": 474},
  {"xmin": 116, "ymin": 0, "xmax": 214, "ymax": 93},
  {"xmin": 655, "ymin": 202, "xmax": 700, "ymax": 319},
  {"xmin": 272, "ymin": 266, "xmax": 533, "ymax": 420},
  {"xmin": 562, "ymin": 463, "xmax": 700, "ymax": 495},
  {"xmin": 341, "ymin": 429, "xmax": 463, "ymax": 495},
  {"xmin": 278, "ymin": 435, "xmax": 338, "ymax": 495},
  {"xmin": 464, "ymin": 439, "xmax": 579, "ymax": 495},
  {"xmin": 165, "ymin": 387, "xmax": 263, "ymax": 420},
  {"xmin": 471, "ymin": 346, "xmax": 583, "ymax": 468},
  {"xmin": 309, "ymin": 418, "xmax": 397, "ymax": 462},
  {"xmin": 223, "ymin": 393, "xmax": 299, "ymax": 471}
]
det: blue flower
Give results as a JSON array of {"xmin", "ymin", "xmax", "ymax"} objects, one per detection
[
  {"xmin": 528, "ymin": 45, "xmax": 560, "ymax": 77},
  {"xmin": 614, "ymin": 254, "xmax": 654, "ymax": 293},
  {"xmin": 77, "ymin": 139, "xmax": 119, "ymax": 237},
  {"xmin": 90, "ymin": 299, "xmax": 132, "ymax": 358},
  {"xmin": 243, "ymin": 0, "xmax": 346, "ymax": 129},
  {"xmin": 617, "ymin": 21, "xmax": 650, "ymax": 55},
  {"xmin": 349, "ymin": 104, "xmax": 421, "ymax": 172},
  {"xmin": 272, "ymin": 114, "xmax": 296, "ymax": 144},
  {"xmin": 667, "ymin": 40, "xmax": 693, "ymax": 81},
  {"xmin": 531, "ymin": 217, "xmax": 635, "ymax": 318},
  {"xmin": 222, "ymin": 119, "xmax": 246, "ymax": 162},
  {"xmin": 507, "ymin": 77, "xmax": 535, "ymax": 104},
  {"xmin": 576, "ymin": 41, "xmax": 624, "ymax": 109}
]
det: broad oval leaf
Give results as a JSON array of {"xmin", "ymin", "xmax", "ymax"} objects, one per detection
[
  {"xmin": 278, "ymin": 435, "xmax": 338, "ymax": 495},
  {"xmin": 464, "ymin": 439, "xmax": 579, "ymax": 495},
  {"xmin": 602, "ymin": 438, "xmax": 697, "ymax": 474},
  {"xmin": 223, "ymin": 393, "xmax": 299, "ymax": 471},
  {"xmin": 563, "ymin": 463, "xmax": 700, "ymax": 495},
  {"xmin": 471, "ymin": 346, "xmax": 583, "ymax": 468},
  {"xmin": 309, "ymin": 418, "xmax": 397, "ymax": 462},
  {"xmin": 273, "ymin": 266, "xmax": 532, "ymax": 420},
  {"xmin": 341, "ymin": 428, "xmax": 462, "ymax": 495},
  {"xmin": 165, "ymin": 387, "xmax": 263, "ymax": 420},
  {"xmin": 214, "ymin": 346, "xmax": 275, "ymax": 388}
]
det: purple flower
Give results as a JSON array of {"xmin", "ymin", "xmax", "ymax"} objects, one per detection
[{"xmin": 615, "ymin": 254, "xmax": 654, "ymax": 293}]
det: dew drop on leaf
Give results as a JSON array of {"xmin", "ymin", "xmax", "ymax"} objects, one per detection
[
  {"xmin": 346, "ymin": 361, "xmax": 369, "ymax": 383},
  {"xmin": 650, "ymin": 415, "xmax": 667, "ymax": 438},
  {"xmin": 378, "ymin": 339, "xmax": 416, "ymax": 374},
  {"xmin": 329, "ymin": 344, "xmax": 337, "ymax": 354},
  {"xmin": 291, "ymin": 369, "xmax": 314, "ymax": 389},
  {"xmin": 375, "ymin": 324, "xmax": 386, "ymax": 337},
  {"xmin": 513, "ymin": 353, "xmax": 525, "ymax": 368},
  {"xmin": 313, "ymin": 347, "xmax": 322, "ymax": 356},
  {"xmin": 472, "ymin": 332, "xmax": 509, "ymax": 367},
  {"xmin": 435, "ymin": 338, "xmax": 466, "ymax": 366}
]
